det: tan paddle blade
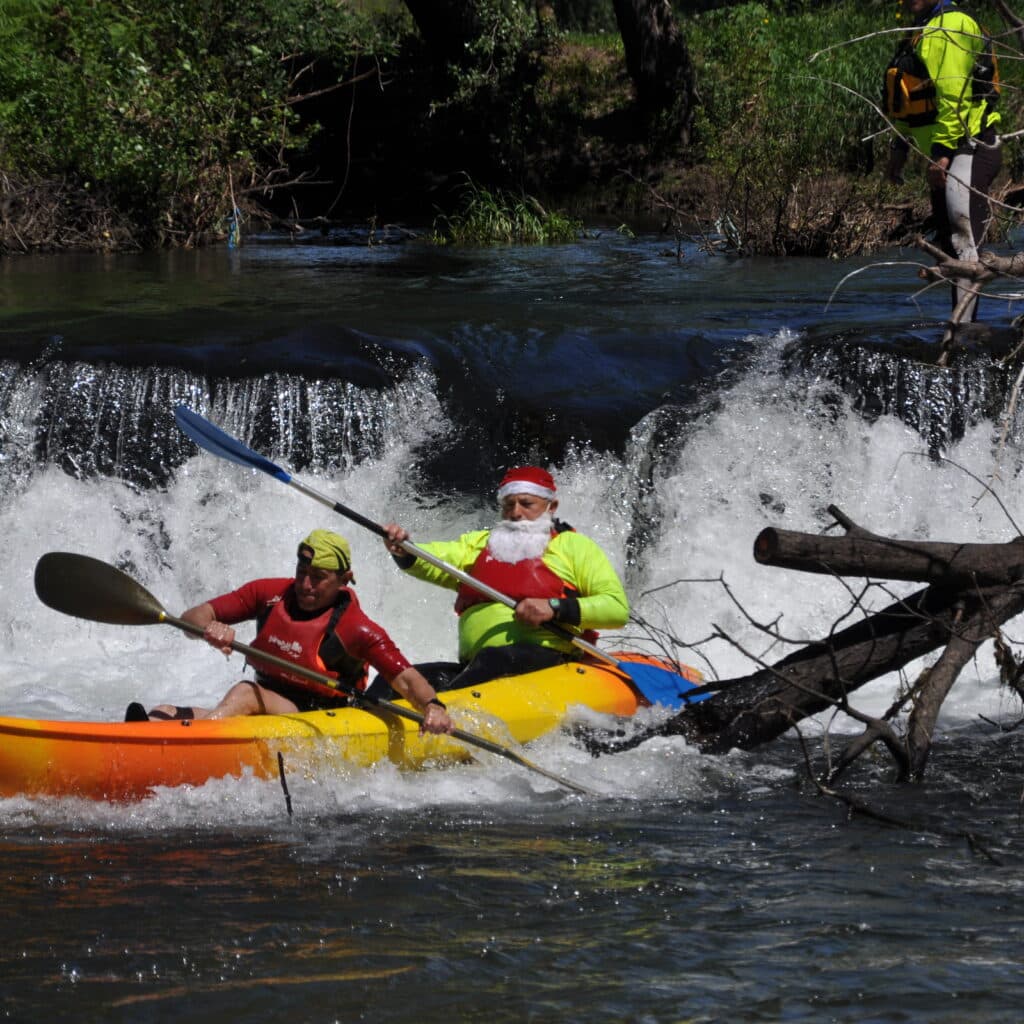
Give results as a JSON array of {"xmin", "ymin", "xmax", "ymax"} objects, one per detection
[{"xmin": 34, "ymin": 552, "xmax": 166, "ymax": 626}]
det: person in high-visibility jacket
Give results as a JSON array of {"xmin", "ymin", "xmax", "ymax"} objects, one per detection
[
  {"xmin": 382, "ymin": 466, "xmax": 629, "ymax": 691},
  {"xmin": 885, "ymin": 0, "xmax": 1002, "ymax": 320}
]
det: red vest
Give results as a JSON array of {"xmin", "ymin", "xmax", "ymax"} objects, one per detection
[
  {"xmin": 249, "ymin": 594, "xmax": 368, "ymax": 694},
  {"xmin": 454, "ymin": 544, "xmax": 569, "ymax": 615}
]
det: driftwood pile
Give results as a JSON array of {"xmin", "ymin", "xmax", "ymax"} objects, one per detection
[
  {"xmin": 0, "ymin": 173, "xmax": 144, "ymax": 255},
  {"xmin": 659, "ymin": 505, "xmax": 1024, "ymax": 782}
]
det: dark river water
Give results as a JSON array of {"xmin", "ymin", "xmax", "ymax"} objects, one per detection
[{"xmin": 2, "ymin": 232, "xmax": 1024, "ymax": 1022}]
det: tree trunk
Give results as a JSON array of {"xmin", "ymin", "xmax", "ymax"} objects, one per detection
[
  {"xmin": 650, "ymin": 505, "xmax": 1024, "ymax": 779},
  {"xmin": 754, "ymin": 507, "xmax": 1024, "ymax": 587},
  {"xmin": 903, "ymin": 584, "xmax": 1024, "ymax": 775},
  {"xmin": 611, "ymin": 0, "xmax": 696, "ymax": 143},
  {"xmin": 675, "ymin": 584, "xmax": 973, "ymax": 753},
  {"xmin": 403, "ymin": 0, "xmax": 483, "ymax": 67},
  {"xmin": 535, "ymin": 2, "xmax": 557, "ymax": 32}
]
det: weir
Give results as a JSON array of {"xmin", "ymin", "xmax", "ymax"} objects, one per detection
[
  {"xmin": 0, "ymin": 360, "xmax": 443, "ymax": 489},
  {"xmin": 784, "ymin": 334, "xmax": 1023, "ymax": 455},
  {"xmin": 5, "ymin": 332, "xmax": 1023, "ymax": 521}
]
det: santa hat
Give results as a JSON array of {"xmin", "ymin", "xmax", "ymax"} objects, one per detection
[{"xmin": 497, "ymin": 466, "xmax": 557, "ymax": 501}]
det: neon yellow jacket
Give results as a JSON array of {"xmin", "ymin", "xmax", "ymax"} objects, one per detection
[
  {"xmin": 902, "ymin": 8, "xmax": 1000, "ymax": 158},
  {"xmin": 405, "ymin": 529, "xmax": 630, "ymax": 661}
]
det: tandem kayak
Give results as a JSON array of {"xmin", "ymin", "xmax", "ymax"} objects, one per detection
[{"xmin": 0, "ymin": 654, "xmax": 702, "ymax": 801}]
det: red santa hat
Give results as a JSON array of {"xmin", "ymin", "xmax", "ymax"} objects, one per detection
[{"xmin": 497, "ymin": 466, "xmax": 557, "ymax": 501}]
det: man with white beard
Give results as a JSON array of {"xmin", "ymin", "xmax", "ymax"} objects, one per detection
[{"xmin": 378, "ymin": 467, "xmax": 629, "ymax": 692}]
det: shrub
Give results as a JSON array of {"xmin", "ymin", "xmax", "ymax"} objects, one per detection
[
  {"xmin": 432, "ymin": 177, "xmax": 583, "ymax": 244},
  {"xmin": 0, "ymin": 0, "xmax": 400, "ymax": 245},
  {"xmin": 679, "ymin": 0, "xmax": 1021, "ymax": 254}
]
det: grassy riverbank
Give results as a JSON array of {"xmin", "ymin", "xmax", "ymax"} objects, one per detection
[{"xmin": 1, "ymin": 1, "xmax": 1019, "ymax": 256}]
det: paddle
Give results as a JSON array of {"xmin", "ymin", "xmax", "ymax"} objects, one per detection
[
  {"xmin": 33, "ymin": 552, "xmax": 592, "ymax": 795},
  {"xmin": 173, "ymin": 405, "xmax": 711, "ymax": 709}
]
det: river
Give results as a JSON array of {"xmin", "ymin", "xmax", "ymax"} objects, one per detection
[{"xmin": 1, "ymin": 231, "xmax": 1023, "ymax": 1022}]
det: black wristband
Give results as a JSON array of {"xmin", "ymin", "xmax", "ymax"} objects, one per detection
[
  {"xmin": 428, "ymin": 697, "xmax": 446, "ymax": 709},
  {"xmin": 548, "ymin": 595, "xmax": 581, "ymax": 627}
]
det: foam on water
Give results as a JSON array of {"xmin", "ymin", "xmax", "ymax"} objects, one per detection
[{"xmin": 638, "ymin": 331, "xmax": 1021, "ymax": 726}]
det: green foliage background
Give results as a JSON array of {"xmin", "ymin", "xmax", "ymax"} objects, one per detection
[
  {"xmin": 0, "ymin": 0, "xmax": 1020, "ymax": 252},
  {"xmin": 0, "ymin": 0, "xmax": 401, "ymax": 243}
]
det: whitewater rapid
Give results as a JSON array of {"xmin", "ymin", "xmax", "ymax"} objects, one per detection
[{"xmin": 1, "ymin": 330, "xmax": 1018, "ymax": 744}]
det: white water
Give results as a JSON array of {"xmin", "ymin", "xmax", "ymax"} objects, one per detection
[
  {"xmin": 1, "ymin": 329, "xmax": 1021, "ymax": 823},
  {"xmin": 648, "ymin": 331, "xmax": 1023, "ymax": 730}
]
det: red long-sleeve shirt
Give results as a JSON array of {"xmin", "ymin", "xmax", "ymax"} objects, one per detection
[{"xmin": 209, "ymin": 578, "xmax": 411, "ymax": 683}]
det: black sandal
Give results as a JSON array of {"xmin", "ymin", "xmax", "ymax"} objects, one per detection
[
  {"xmin": 147, "ymin": 706, "xmax": 195, "ymax": 721},
  {"xmin": 124, "ymin": 702, "xmax": 148, "ymax": 722}
]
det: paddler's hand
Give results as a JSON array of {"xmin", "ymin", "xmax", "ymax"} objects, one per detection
[
  {"xmin": 420, "ymin": 700, "xmax": 453, "ymax": 735},
  {"xmin": 392, "ymin": 668, "xmax": 453, "ymax": 734},
  {"xmin": 382, "ymin": 522, "xmax": 410, "ymax": 557},
  {"xmin": 514, "ymin": 598, "xmax": 556, "ymax": 626},
  {"xmin": 203, "ymin": 621, "xmax": 235, "ymax": 656}
]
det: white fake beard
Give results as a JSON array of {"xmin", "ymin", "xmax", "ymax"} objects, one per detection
[{"xmin": 487, "ymin": 512, "xmax": 553, "ymax": 564}]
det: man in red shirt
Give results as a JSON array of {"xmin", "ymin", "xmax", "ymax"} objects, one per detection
[{"xmin": 130, "ymin": 529, "xmax": 452, "ymax": 732}]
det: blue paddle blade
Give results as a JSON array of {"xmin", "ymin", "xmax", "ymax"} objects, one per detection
[
  {"xmin": 620, "ymin": 661, "xmax": 713, "ymax": 709},
  {"xmin": 173, "ymin": 406, "xmax": 291, "ymax": 483}
]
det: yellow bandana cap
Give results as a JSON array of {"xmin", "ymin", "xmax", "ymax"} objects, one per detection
[{"xmin": 297, "ymin": 529, "xmax": 352, "ymax": 572}]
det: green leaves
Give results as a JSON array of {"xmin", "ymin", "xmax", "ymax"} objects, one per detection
[
  {"xmin": 690, "ymin": 1, "xmax": 889, "ymax": 172},
  {"xmin": 432, "ymin": 176, "xmax": 583, "ymax": 245},
  {"xmin": 0, "ymin": 0, "xmax": 395, "ymax": 243},
  {"xmin": 681, "ymin": 1, "xmax": 910, "ymax": 254}
]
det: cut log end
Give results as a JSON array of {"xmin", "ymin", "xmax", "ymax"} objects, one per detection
[{"xmin": 753, "ymin": 527, "xmax": 778, "ymax": 564}]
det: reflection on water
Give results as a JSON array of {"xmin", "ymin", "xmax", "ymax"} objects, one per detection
[{"xmin": 4, "ymin": 744, "xmax": 1024, "ymax": 1024}]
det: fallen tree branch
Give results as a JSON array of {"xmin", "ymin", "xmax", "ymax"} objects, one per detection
[{"xmin": 653, "ymin": 506, "xmax": 1024, "ymax": 778}]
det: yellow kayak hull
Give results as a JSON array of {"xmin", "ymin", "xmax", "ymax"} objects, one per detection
[{"xmin": 0, "ymin": 655, "xmax": 699, "ymax": 800}]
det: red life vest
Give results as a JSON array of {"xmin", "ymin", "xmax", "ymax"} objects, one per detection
[
  {"xmin": 249, "ymin": 592, "xmax": 369, "ymax": 694},
  {"xmin": 453, "ymin": 525, "xmax": 600, "ymax": 644},
  {"xmin": 454, "ymin": 546, "xmax": 568, "ymax": 614}
]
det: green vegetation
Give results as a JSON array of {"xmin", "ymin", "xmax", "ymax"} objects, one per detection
[
  {"xmin": 431, "ymin": 177, "xmax": 583, "ymax": 244},
  {"xmin": 0, "ymin": 0, "xmax": 402, "ymax": 246},
  {"xmin": 435, "ymin": 0, "xmax": 540, "ymax": 109},
  {"xmin": 1, "ymin": 0, "xmax": 1020, "ymax": 255},
  {"xmin": 674, "ymin": 0, "xmax": 1021, "ymax": 255},
  {"xmin": 675, "ymin": 1, "xmax": 896, "ymax": 254},
  {"xmin": 690, "ymin": 2, "xmax": 887, "ymax": 171}
]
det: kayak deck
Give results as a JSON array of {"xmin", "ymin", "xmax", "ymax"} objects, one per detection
[{"xmin": 0, "ymin": 654, "xmax": 699, "ymax": 800}]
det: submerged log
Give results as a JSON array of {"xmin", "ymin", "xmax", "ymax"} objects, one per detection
[{"xmin": 667, "ymin": 505, "xmax": 1024, "ymax": 779}]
